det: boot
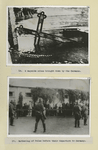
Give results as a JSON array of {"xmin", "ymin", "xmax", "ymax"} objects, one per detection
[
  {"xmin": 84, "ymin": 119, "xmax": 87, "ymax": 125},
  {"xmin": 84, "ymin": 119, "xmax": 86, "ymax": 125},
  {"xmin": 33, "ymin": 122, "xmax": 37, "ymax": 133},
  {"xmin": 10, "ymin": 117, "xmax": 14, "ymax": 126},
  {"xmin": 78, "ymin": 120, "xmax": 80, "ymax": 128},
  {"xmin": 75, "ymin": 120, "xmax": 77, "ymax": 127},
  {"xmin": 43, "ymin": 123, "xmax": 46, "ymax": 132}
]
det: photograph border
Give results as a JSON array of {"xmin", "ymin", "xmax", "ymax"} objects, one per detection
[
  {"xmin": 6, "ymin": 6, "xmax": 90, "ymax": 66},
  {"xmin": 7, "ymin": 77, "xmax": 91, "ymax": 138}
]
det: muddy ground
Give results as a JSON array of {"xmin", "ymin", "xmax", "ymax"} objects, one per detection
[
  {"xmin": 10, "ymin": 7, "xmax": 89, "ymax": 64},
  {"xmin": 11, "ymin": 35, "xmax": 88, "ymax": 64}
]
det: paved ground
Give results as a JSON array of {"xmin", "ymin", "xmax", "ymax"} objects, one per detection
[{"xmin": 9, "ymin": 116, "xmax": 89, "ymax": 135}]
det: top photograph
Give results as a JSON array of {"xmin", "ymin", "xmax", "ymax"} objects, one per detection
[{"xmin": 7, "ymin": 6, "xmax": 89, "ymax": 65}]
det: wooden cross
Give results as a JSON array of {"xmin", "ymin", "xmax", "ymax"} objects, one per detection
[{"xmin": 34, "ymin": 11, "xmax": 47, "ymax": 53}]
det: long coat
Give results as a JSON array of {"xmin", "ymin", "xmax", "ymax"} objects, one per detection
[
  {"xmin": 73, "ymin": 104, "xmax": 81, "ymax": 120},
  {"xmin": 82, "ymin": 105, "xmax": 88, "ymax": 119},
  {"xmin": 34, "ymin": 103, "xmax": 46, "ymax": 119},
  {"xmin": 9, "ymin": 102, "xmax": 14, "ymax": 118}
]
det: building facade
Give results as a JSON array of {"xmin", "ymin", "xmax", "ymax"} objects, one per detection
[
  {"xmin": 9, "ymin": 85, "xmax": 33, "ymax": 108},
  {"xmin": 9, "ymin": 85, "xmax": 70, "ymax": 108}
]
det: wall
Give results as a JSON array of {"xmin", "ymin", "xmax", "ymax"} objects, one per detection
[{"xmin": 9, "ymin": 86, "xmax": 32, "ymax": 107}]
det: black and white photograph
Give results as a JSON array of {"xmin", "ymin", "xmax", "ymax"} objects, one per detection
[
  {"xmin": 7, "ymin": 6, "xmax": 89, "ymax": 65},
  {"xmin": 8, "ymin": 77, "xmax": 90, "ymax": 136}
]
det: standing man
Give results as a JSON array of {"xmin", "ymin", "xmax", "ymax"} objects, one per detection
[
  {"xmin": 33, "ymin": 98, "xmax": 46, "ymax": 133},
  {"xmin": 18, "ymin": 92, "xmax": 23, "ymax": 108},
  {"xmin": 82, "ymin": 103, "xmax": 88, "ymax": 125},
  {"xmin": 73, "ymin": 102, "xmax": 81, "ymax": 128},
  {"xmin": 9, "ymin": 100, "xmax": 15, "ymax": 126},
  {"xmin": 18, "ymin": 92, "xmax": 23, "ymax": 116}
]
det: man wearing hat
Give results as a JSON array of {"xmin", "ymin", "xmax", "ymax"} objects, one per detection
[
  {"xmin": 82, "ymin": 103, "xmax": 88, "ymax": 125},
  {"xmin": 9, "ymin": 100, "xmax": 15, "ymax": 126},
  {"xmin": 73, "ymin": 101, "xmax": 81, "ymax": 128},
  {"xmin": 33, "ymin": 98, "xmax": 46, "ymax": 133}
]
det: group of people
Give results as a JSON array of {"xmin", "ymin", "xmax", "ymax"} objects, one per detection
[
  {"xmin": 9, "ymin": 99, "xmax": 89, "ymax": 133},
  {"xmin": 32, "ymin": 102, "xmax": 73, "ymax": 117},
  {"xmin": 33, "ymin": 99, "xmax": 89, "ymax": 132},
  {"xmin": 16, "ymin": 103, "xmax": 30, "ymax": 117},
  {"xmin": 73, "ymin": 101, "xmax": 89, "ymax": 128}
]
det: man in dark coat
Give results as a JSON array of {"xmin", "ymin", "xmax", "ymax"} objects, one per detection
[
  {"xmin": 82, "ymin": 104, "xmax": 88, "ymax": 125},
  {"xmin": 73, "ymin": 102, "xmax": 81, "ymax": 128},
  {"xmin": 9, "ymin": 100, "xmax": 15, "ymax": 126},
  {"xmin": 33, "ymin": 98, "xmax": 46, "ymax": 133}
]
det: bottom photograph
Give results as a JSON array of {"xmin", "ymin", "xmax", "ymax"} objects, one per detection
[{"xmin": 8, "ymin": 77, "xmax": 90, "ymax": 136}]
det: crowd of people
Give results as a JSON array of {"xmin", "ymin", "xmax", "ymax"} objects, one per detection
[
  {"xmin": 9, "ymin": 98, "xmax": 89, "ymax": 132},
  {"xmin": 32, "ymin": 102, "xmax": 73, "ymax": 117},
  {"xmin": 73, "ymin": 101, "xmax": 88, "ymax": 128}
]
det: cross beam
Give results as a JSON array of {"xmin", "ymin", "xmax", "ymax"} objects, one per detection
[
  {"xmin": 34, "ymin": 11, "xmax": 47, "ymax": 52},
  {"xmin": 15, "ymin": 11, "xmax": 79, "ymax": 53},
  {"xmin": 15, "ymin": 25, "xmax": 70, "ymax": 43}
]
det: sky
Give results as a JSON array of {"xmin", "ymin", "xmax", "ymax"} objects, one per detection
[{"xmin": 9, "ymin": 78, "xmax": 90, "ymax": 92}]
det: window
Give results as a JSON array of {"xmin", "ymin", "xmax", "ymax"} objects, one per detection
[
  {"xmin": 9, "ymin": 92, "xmax": 14, "ymax": 96},
  {"xmin": 25, "ymin": 93, "xmax": 31, "ymax": 97}
]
